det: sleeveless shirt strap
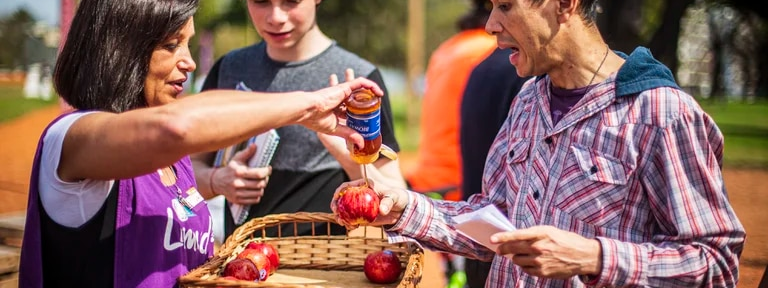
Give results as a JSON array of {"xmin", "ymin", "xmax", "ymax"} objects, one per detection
[{"xmin": 99, "ymin": 181, "xmax": 119, "ymax": 240}]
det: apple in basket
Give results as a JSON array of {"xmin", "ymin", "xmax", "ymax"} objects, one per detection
[
  {"xmin": 236, "ymin": 248, "xmax": 273, "ymax": 281},
  {"xmin": 245, "ymin": 242, "xmax": 280, "ymax": 275},
  {"xmin": 335, "ymin": 184, "xmax": 380, "ymax": 225},
  {"xmin": 364, "ymin": 250, "xmax": 402, "ymax": 284},
  {"xmin": 221, "ymin": 258, "xmax": 259, "ymax": 281}
]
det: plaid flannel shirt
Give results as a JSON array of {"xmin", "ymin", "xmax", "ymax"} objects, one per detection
[{"xmin": 387, "ymin": 75, "xmax": 745, "ymax": 288}]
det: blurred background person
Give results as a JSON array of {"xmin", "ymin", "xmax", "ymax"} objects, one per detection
[
  {"xmin": 406, "ymin": 0, "xmax": 496, "ymax": 201},
  {"xmin": 459, "ymin": 47, "xmax": 530, "ymax": 288},
  {"xmin": 405, "ymin": 1, "xmax": 497, "ymax": 286}
]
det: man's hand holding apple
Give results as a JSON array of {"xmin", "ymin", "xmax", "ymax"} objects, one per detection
[{"xmin": 331, "ymin": 178, "xmax": 410, "ymax": 230}]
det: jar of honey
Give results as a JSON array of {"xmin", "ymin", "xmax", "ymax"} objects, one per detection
[{"xmin": 345, "ymin": 88, "xmax": 382, "ymax": 164}]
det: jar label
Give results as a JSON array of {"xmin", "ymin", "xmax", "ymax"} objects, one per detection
[{"xmin": 346, "ymin": 110, "xmax": 381, "ymax": 140}]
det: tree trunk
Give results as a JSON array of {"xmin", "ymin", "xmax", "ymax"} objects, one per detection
[
  {"xmin": 647, "ymin": 0, "xmax": 695, "ymax": 76},
  {"xmin": 406, "ymin": 0, "xmax": 425, "ymax": 128},
  {"xmin": 707, "ymin": 8, "xmax": 726, "ymax": 101},
  {"xmin": 756, "ymin": 32, "xmax": 768, "ymax": 98}
]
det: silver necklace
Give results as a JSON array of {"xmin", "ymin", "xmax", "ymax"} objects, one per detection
[
  {"xmin": 547, "ymin": 46, "xmax": 610, "ymax": 124},
  {"xmin": 587, "ymin": 46, "xmax": 610, "ymax": 88}
]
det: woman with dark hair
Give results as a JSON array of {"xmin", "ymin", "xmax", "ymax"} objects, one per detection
[{"xmin": 18, "ymin": 0, "xmax": 382, "ymax": 287}]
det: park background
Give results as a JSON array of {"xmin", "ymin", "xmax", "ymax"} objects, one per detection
[{"xmin": 0, "ymin": 0, "xmax": 766, "ymax": 287}]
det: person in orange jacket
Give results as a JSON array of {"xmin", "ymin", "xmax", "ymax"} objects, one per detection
[{"xmin": 406, "ymin": 0, "xmax": 497, "ymax": 201}]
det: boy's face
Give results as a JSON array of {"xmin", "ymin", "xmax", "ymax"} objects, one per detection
[{"xmin": 246, "ymin": 0, "xmax": 321, "ymax": 50}]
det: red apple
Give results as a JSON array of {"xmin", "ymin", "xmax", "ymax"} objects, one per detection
[
  {"xmin": 221, "ymin": 258, "xmax": 258, "ymax": 281},
  {"xmin": 236, "ymin": 248, "xmax": 272, "ymax": 281},
  {"xmin": 335, "ymin": 184, "xmax": 380, "ymax": 225},
  {"xmin": 363, "ymin": 250, "xmax": 402, "ymax": 284},
  {"xmin": 245, "ymin": 242, "xmax": 280, "ymax": 274}
]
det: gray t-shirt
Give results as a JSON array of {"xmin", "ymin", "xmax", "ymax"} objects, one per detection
[{"xmin": 203, "ymin": 42, "xmax": 399, "ymax": 237}]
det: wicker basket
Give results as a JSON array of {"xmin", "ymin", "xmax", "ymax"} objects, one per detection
[{"xmin": 179, "ymin": 212, "xmax": 423, "ymax": 288}]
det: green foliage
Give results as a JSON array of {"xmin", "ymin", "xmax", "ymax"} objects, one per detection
[
  {"xmin": 195, "ymin": 0, "xmax": 474, "ymax": 69},
  {"xmin": 390, "ymin": 95, "xmax": 421, "ymax": 152},
  {"xmin": 0, "ymin": 9, "xmax": 35, "ymax": 69},
  {"xmin": 318, "ymin": 1, "xmax": 409, "ymax": 69},
  {"xmin": 195, "ymin": 0, "xmax": 249, "ymax": 30},
  {"xmin": 0, "ymin": 86, "xmax": 56, "ymax": 122},
  {"xmin": 279, "ymin": 0, "xmax": 469, "ymax": 69},
  {"xmin": 210, "ymin": 24, "xmax": 260, "ymax": 60},
  {"xmin": 195, "ymin": 0, "xmax": 224, "ymax": 30},
  {"xmin": 640, "ymin": 0, "xmax": 664, "ymax": 42},
  {"xmin": 425, "ymin": 0, "xmax": 472, "ymax": 63}
]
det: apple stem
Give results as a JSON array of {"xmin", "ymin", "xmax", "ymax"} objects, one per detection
[{"xmin": 362, "ymin": 165, "xmax": 369, "ymax": 187}]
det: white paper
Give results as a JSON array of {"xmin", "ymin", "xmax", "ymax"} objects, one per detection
[{"xmin": 453, "ymin": 205, "xmax": 516, "ymax": 251}]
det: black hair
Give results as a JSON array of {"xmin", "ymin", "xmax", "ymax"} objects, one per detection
[
  {"xmin": 54, "ymin": 0, "xmax": 198, "ymax": 112},
  {"xmin": 458, "ymin": 0, "xmax": 492, "ymax": 31},
  {"xmin": 578, "ymin": 0, "xmax": 600, "ymax": 24}
]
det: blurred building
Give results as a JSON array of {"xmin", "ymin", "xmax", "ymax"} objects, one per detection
[
  {"xmin": 22, "ymin": 21, "xmax": 59, "ymax": 99},
  {"xmin": 677, "ymin": 2, "xmax": 759, "ymax": 99}
]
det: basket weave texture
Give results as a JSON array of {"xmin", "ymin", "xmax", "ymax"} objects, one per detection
[{"xmin": 179, "ymin": 212, "xmax": 423, "ymax": 288}]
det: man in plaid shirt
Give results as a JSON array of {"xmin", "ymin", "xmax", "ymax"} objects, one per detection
[{"xmin": 332, "ymin": 0, "xmax": 746, "ymax": 287}]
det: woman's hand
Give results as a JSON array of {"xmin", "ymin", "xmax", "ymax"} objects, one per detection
[
  {"xmin": 296, "ymin": 73, "xmax": 382, "ymax": 149},
  {"xmin": 319, "ymin": 68, "xmax": 407, "ymax": 189},
  {"xmin": 318, "ymin": 68, "xmax": 363, "ymax": 172},
  {"xmin": 330, "ymin": 178, "xmax": 410, "ymax": 230}
]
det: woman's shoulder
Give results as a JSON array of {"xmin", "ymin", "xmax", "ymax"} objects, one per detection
[{"xmin": 45, "ymin": 111, "xmax": 98, "ymax": 138}]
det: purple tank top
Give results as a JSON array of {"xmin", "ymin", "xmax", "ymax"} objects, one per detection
[{"xmin": 20, "ymin": 112, "xmax": 214, "ymax": 288}]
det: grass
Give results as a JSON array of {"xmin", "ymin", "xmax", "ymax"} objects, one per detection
[
  {"xmin": 0, "ymin": 85, "xmax": 57, "ymax": 122},
  {"xmin": 389, "ymin": 95, "xmax": 421, "ymax": 153},
  {"xmin": 699, "ymin": 99, "xmax": 768, "ymax": 169}
]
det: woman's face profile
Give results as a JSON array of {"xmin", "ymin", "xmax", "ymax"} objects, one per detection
[{"xmin": 144, "ymin": 17, "xmax": 197, "ymax": 107}]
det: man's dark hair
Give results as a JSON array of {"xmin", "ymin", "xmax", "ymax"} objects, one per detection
[
  {"xmin": 54, "ymin": 0, "xmax": 198, "ymax": 112},
  {"xmin": 578, "ymin": 0, "xmax": 600, "ymax": 24},
  {"xmin": 458, "ymin": 0, "xmax": 492, "ymax": 30}
]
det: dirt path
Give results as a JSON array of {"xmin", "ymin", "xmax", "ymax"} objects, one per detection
[
  {"xmin": 0, "ymin": 106, "xmax": 59, "ymax": 214},
  {"xmin": 1, "ymin": 105, "xmax": 765, "ymax": 287}
]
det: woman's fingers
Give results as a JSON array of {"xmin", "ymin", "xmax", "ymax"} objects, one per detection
[{"xmin": 329, "ymin": 73, "xmax": 339, "ymax": 86}]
